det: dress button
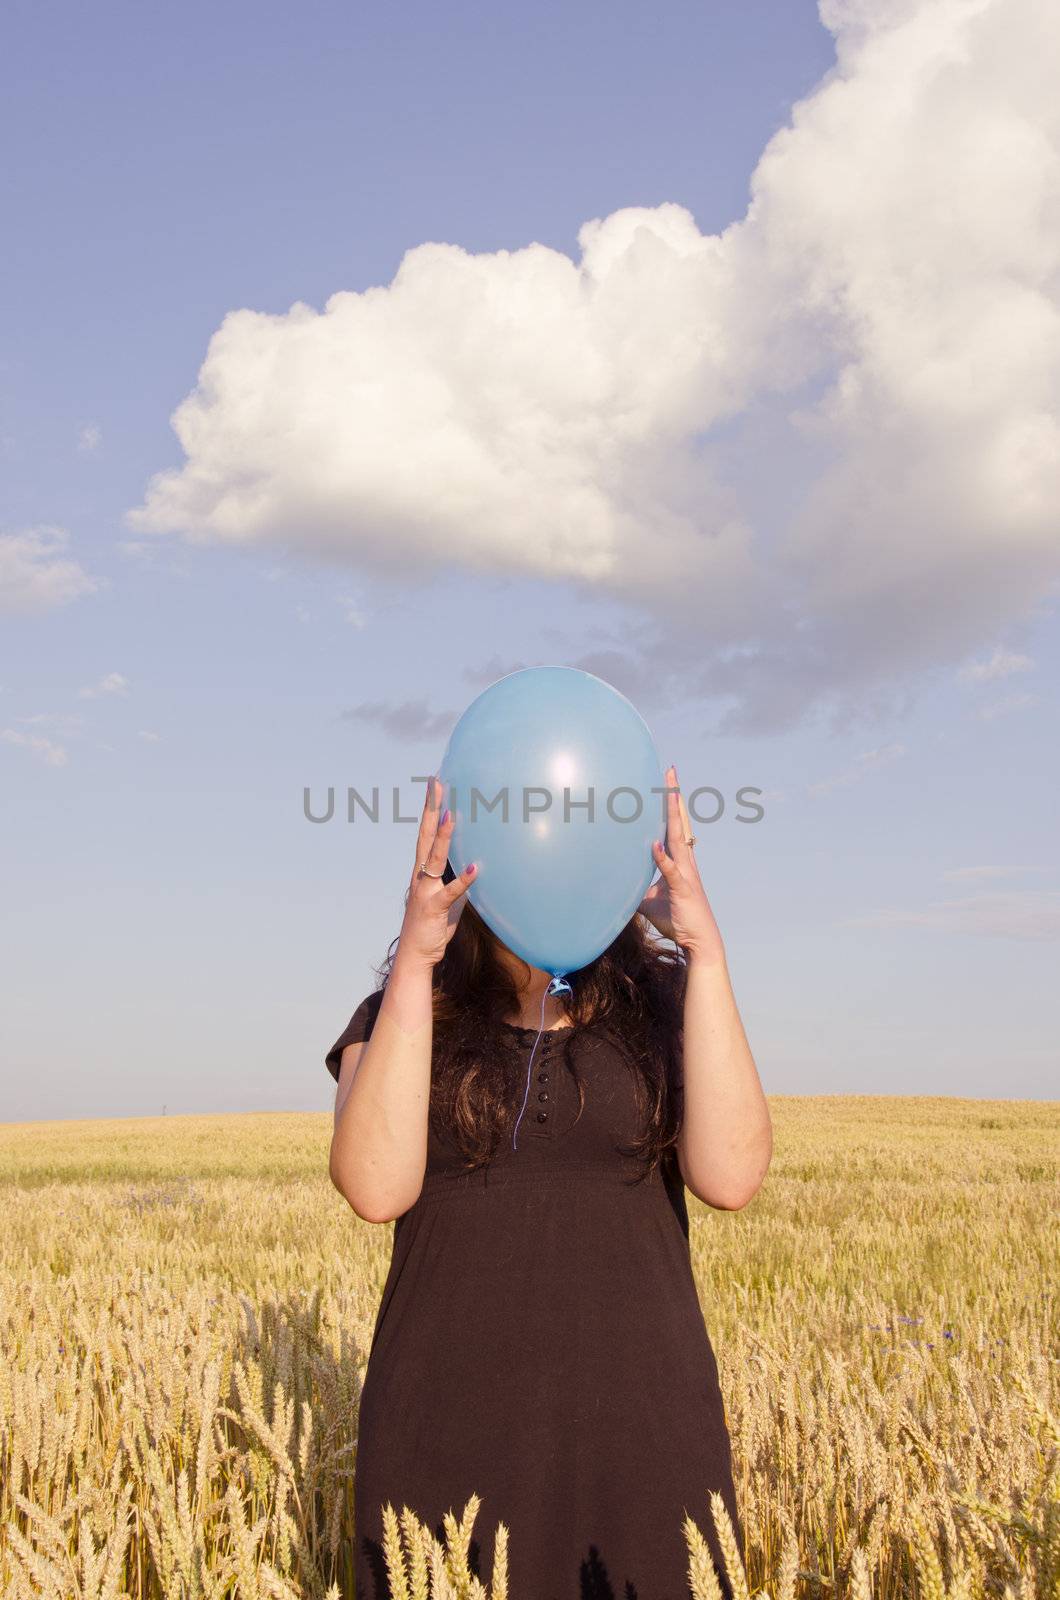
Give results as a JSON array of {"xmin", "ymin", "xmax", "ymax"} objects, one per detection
[
  {"xmin": 536, "ymin": 1111, "xmax": 548, "ymax": 1123},
  {"xmin": 537, "ymin": 1071, "xmax": 549, "ymax": 1083},
  {"xmin": 537, "ymin": 1090, "xmax": 549, "ymax": 1102}
]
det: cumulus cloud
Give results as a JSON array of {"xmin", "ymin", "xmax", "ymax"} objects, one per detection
[
  {"xmin": 0, "ymin": 526, "xmax": 102, "ymax": 615},
  {"xmin": 128, "ymin": 0, "xmax": 1060, "ymax": 730}
]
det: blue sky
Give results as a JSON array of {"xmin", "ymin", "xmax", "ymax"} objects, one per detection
[{"xmin": 2, "ymin": 0, "xmax": 1057, "ymax": 1120}]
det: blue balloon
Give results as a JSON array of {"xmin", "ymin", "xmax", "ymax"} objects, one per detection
[{"xmin": 438, "ymin": 666, "xmax": 665, "ymax": 978}]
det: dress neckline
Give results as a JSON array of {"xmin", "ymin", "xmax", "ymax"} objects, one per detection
[{"xmin": 500, "ymin": 1020, "xmax": 574, "ymax": 1037}]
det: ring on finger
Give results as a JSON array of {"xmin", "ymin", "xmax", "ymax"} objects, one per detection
[
  {"xmin": 418, "ymin": 863, "xmax": 444, "ymax": 878},
  {"xmin": 675, "ymin": 790, "xmax": 695, "ymax": 845}
]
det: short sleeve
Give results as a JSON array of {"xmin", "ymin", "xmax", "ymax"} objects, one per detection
[{"xmin": 324, "ymin": 990, "xmax": 384, "ymax": 1082}]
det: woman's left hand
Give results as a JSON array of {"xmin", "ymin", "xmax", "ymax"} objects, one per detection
[{"xmin": 639, "ymin": 765, "xmax": 725, "ymax": 963}]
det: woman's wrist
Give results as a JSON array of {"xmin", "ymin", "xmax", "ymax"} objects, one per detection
[
  {"xmin": 379, "ymin": 944, "xmax": 436, "ymax": 1035},
  {"xmin": 681, "ymin": 936, "xmax": 728, "ymax": 972},
  {"xmin": 390, "ymin": 942, "xmax": 437, "ymax": 985}
]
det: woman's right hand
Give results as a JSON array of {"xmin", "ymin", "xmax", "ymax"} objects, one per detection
[{"xmin": 396, "ymin": 776, "xmax": 477, "ymax": 970}]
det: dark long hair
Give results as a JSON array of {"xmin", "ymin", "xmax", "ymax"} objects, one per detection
[{"xmin": 371, "ymin": 891, "xmax": 687, "ymax": 1187}]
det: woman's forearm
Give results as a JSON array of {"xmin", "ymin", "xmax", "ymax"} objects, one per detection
[
  {"xmin": 328, "ymin": 947, "xmax": 436, "ymax": 1221},
  {"xmin": 676, "ymin": 946, "xmax": 772, "ymax": 1211}
]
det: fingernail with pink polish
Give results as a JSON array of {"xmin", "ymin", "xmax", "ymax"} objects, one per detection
[{"xmin": 441, "ymin": 807, "xmax": 450, "ymax": 826}]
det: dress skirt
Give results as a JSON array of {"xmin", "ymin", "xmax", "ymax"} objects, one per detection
[{"xmin": 325, "ymin": 998, "xmax": 744, "ymax": 1600}]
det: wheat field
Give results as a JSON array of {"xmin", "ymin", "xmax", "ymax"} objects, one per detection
[{"xmin": 1, "ymin": 1097, "xmax": 1056, "ymax": 1600}]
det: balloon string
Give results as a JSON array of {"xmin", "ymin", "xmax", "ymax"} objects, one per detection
[{"xmin": 512, "ymin": 974, "xmax": 573, "ymax": 1151}]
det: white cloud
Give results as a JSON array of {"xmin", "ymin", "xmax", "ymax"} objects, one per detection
[
  {"xmin": 116, "ymin": 540, "xmax": 190, "ymax": 576},
  {"xmin": 978, "ymin": 690, "xmax": 1036, "ymax": 720},
  {"xmin": 128, "ymin": 0, "xmax": 1060, "ymax": 730},
  {"xmin": 137, "ymin": 729, "xmax": 161, "ymax": 742},
  {"xmin": 77, "ymin": 424, "xmax": 102, "ymax": 454},
  {"xmin": 941, "ymin": 864, "xmax": 1040, "ymax": 882},
  {"xmin": 0, "ymin": 526, "xmax": 102, "ymax": 615},
  {"xmin": 958, "ymin": 646, "xmax": 1034, "ymax": 683},
  {"xmin": 846, "ymin": 889, "xmax": 1060, "ymax": 941},
  {"xmin": 1, "ymin": 727, "xmax": 69, "ymax": 767},
  {"xmin": 15, "ymin": 711, "xmax": 86, "ymax": 732},
  {"xmin": 808, "ymin": 740, "xmax": 906, "ymax": 795},
  {"xmin": 77, "ymin": 672, "xmax": 130, "ymax": 700}
]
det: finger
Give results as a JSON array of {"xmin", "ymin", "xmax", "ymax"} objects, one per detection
[
  {"xmin": 411, "ymin": 776, "xmax": 442, "ymax": 886},
  {"xmin": 421, "ymin": 796, "xmax": 454, "ymax": 877},
  {"xmin": 637, "ymin": 894, "xmax": 668, "ymax": 929},
  {"xmin": 675, "ymin": 786, "xmax": 704, "ymax": 886},
  {"xmin": 664, "ymin": 766, "xmax": 695, "ymax": 874},
  {"xmin": 440, "ymin": 860, "xmax": 477, "ymax": 906},
  {"xmin": 652, "ymin": 836, "xmax": 684, "ymax": 885},
  {"xmin": 639, "ymin": 880, "xmax": 669, "ymax": 918}
]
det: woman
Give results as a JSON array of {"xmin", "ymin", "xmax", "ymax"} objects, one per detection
[{"xmin": 326, "ymin": 765, "xmax": 771, "ymax": 1600}]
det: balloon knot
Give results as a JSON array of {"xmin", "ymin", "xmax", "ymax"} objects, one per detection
[{"xmin": 547, "ymin": 975, "xmax": 573, "ymax": 997}]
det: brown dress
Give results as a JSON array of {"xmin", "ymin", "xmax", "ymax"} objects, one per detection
[{"xmin": 325, "ymin": 991, "xmax": 744, "ymax": 1600}]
